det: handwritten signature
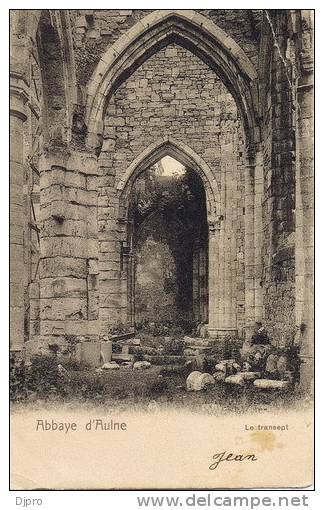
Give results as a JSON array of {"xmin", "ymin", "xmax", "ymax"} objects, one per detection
[{"xmin": 209, "ymin": 451, "xmax": 258, "ymax": 470}]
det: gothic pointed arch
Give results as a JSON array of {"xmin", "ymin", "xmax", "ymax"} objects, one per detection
[
  {"xmin": 116, "ymin": 136, "xmax": 221, "ymax": 224},
  {"xmin": 36, "ymin": 11, "xmax": 77, "ymax": 147},
  {"xmin": 85, "ymin": 9, "xmax": 259, "ymax": 150}
]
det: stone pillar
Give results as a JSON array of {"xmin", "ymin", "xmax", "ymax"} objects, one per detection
[
  {"xmin": 199, "ymin": 243, "xmax": 208, "ymax": 323},
  {"xmin": 208, "ymin": 220, "xmax": 220, "ymax": 336},
  {"xmin": 38, "ymin": 150, "xmax": 99, "ymax": 347},
  {"xmin": 244, "ymin": 162, "xmax": 255, "ymax": 339},
  {"xmin": 97, "ymin": 150, "xmax": 123, "ymax": 335},
  {"xmin": 209, "ymin": 139, "xmax": 238, "ymax": 338},
  {"xmin": 192, "ymin": 240, "xmax": 200, "ymax": 321},
  {"xmin": 224, "ymin": 143, "xmax": 236, "ymax": 330},
  {"xmin": 254, "ymin": 149, "xmax": 264, "ymax": 322},
  {"xmin": 294, "ymin": 10, "xmax": 314, "ymax": 392},
  {"xmin": 120, "ymin": 243, "xmax": 129, "ymax": 325},
  {"xmin": 295, "ymin": 81, "xmax": 314, "ymax": 391},
  {"xmin": 10, "ymin": 77, "xmax": 28, "ymax": 351},
  {"xmin": 129, "ymin": 251, "xmax": 136, "ymax": 327}
]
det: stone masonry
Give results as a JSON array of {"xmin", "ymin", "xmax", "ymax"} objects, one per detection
[{"xmin": 10, "ymin": 10, "xmax": 314, "ymax": 390}]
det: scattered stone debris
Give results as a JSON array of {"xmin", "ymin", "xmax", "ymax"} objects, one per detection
[
  {"xmin": 224, "ymin": 374, "xmax": 245, "ymax": 386},
  {"xmin": 186, "ymin": 371, "xmax": 215, "ymax": 391},
  {"xmin": 277, "ymin": 355, "xmax": 289, "ymax": 377},
  {"xmin": 120, "ymin": 362, "xmax": 133, "ymax": 369},
  {"xmin": 214, "ymin": 359, "xmax": 237, "ymax": 374},
  {"xmin": 265, "ymin": 354, "xmax": 279, "ymax": 374},
  {"xmin": 253, "ymin": 379, "xmax": 291, "ymax": 390},
  {"xmin": 213, "ymin": 371, "xmax": 226, "ymax": 382},
  {"xmin": 102, "ymin": 362, "xmax": 120, "ymax": 370},
  {"xmin": 127, "ymin": 338, "xmax": 141, "ymax": 346},
  {"xmin": 240, "ymin": 371, "xmax": 261, "ymax": 381},
  {"xmin": 133, "ymin": 361, "xmax": 151, "ymax": 369}
]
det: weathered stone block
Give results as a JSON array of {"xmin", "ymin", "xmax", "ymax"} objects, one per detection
[
  {"xmin": 186, "ymin": 371, "xmax": 215, "ymax": 391},
  {"xmin": 75, "ymin": 342, "xmax": 101, "ymax": 367},
  {"xmin": 39, "ymin": 257, "xmax": 88, "ymax": 279},
  {"xmin": 100, "ymin": 341, "xmax": 112, "ymax": 363},
  {"xmin": 40, "ymin": 278, "xmax": 87, "ymax": 298}
]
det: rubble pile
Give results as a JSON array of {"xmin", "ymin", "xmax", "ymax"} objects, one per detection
[{"xmin": 186, "ymin": 341, "xmax": 298, "ymax": 392}]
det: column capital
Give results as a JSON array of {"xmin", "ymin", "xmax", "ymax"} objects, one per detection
[{"xmin": 10, "ymin": 73, "xmax": 29, "ymax": 122}]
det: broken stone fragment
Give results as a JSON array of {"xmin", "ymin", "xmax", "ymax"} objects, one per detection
[
  {"xmin": 242, "ymin": 361, "xmax": 252, "ymax": 372},
  {"xmin": 215, "ymin": 359, "xmax": 237, "ymax": 374},
  {"xmin": 240, "ymin": 343, "xmax": 273, "ymax": 362},
  {"xmin": 277, "ymin": 355, "xmax": 289, "ymax": 376},
  {"xmin": 120, "ymin": 362, "xmax": 133, "ymax": 369},
  {"xmin": 224, "ymin": 374, "xmax": 245, "ymax": 386},
  {"xmin": 240, "ymin": 371, "xmax": 261, "ymax": 381},
  {"xmin": 125, "ymin": 338, "xmax": 141, "ymax": 346},
  {"xmin": 194, "ymin": 354, "xmax": 205, "ymax": 371},
  {"xmin": 253, "ymin": 379, "xmax": 291, "ymax": 390},
  {"xmin": 133, "ymin": 361, "xmax": 151, "ymax": 369},
  {"xmin": 215, "ymin": 362, "xmax": 227, "ymax": 372},
  {"xmin": 265, "ymin": 354, "xmax": 279, "ymax": 374},
  {"xmin": 213, "ymin": 371, "xmax": 226, "ymax": 382},
  {"xmin": 186, "ymin": 371, "xmax": 215, "ymax": 391},
  {"xmin": 102, "ymin": 361, "xmax": 120, "ymax": 370}
]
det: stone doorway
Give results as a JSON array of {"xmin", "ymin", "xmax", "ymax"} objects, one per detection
[{"xmin": 126, "ymin": 156, "xmax": 209, "ymax": 330}]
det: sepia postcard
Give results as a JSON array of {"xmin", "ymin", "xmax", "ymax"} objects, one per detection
[{"xmin": 10, "ymin": 7, "xmax": 314, "ymax": 490}]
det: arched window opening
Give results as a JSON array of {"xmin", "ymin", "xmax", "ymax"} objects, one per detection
[{"xmin": 37, "ymin": 12, "xmax": 67, "ymax": 146}]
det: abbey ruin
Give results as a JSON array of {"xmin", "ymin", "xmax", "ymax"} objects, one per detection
[{"xmin": 10, "ymin": 10, "xmax": 314, "ymax": 390}]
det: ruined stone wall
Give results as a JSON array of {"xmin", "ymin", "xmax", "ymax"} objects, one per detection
[
  {"xmin": 98, "ymin": 43, "xmax": 246, "ymax": 333},
  {"xmin": 10, "ymin": 9, "xmax": 314, "ymax": 389},
  {"xmin": 103, "ymin": 44, "xmax": 239, "ymax": 188},
  {"xmin": 70, "ymin": 9, "xmax": 261, "ymax": 86},
  {"xmin": 37, "ymin": 151, "xmax": 99, "ymax": 349},
  {"xmin": 261, "ymin": 12, "xmax": 296, "ymax": 346}
]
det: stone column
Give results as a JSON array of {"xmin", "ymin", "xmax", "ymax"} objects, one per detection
[
  {"xmin": 129, "ymin": 251, "xmax": 136, "ymax": 327},
  {"xmin": 254, "ymin": 149, "xmax": 264, "ymax": 322},
  {"xmin": 295, "ymin": 80, "xmax": 314, "ymax": 391},
  {"xmin": 10, "ymin": 77, "xmax": 28, "ymax": 351},
  {"xmin": 210, "ymin": 140, "xmax": 238, "ymax": 338},
  {"xmin": 208, "ymin": 220, "xmax": 220, "ymax": 336},
  {"xmin": 199, "ymin": 243, "xmax": 208, "ymax": 323},
  {"xmin": 98, "ymin": 150, "xmax": 124, "ymax": 335},
  {"xmin": 230, "ymin": 169, "xmax": 238, "ymax": 332},
  {"xmin": 120, "ymin": 243, "xmax": 129, "ymax": 325},
  {"xmin": 244, "ymin": 161, "xmax": 255, "ymax": 339},
  {"xmin": 294, "ymin": 10, "xmax": 314, "ymax": 392},
  {"xmin": 224, "ymin": 144, "xmax": 235, "ymax": 330},
  {"xmin": 39, "ymin": 150, "xmax": 99, "ymax": 347},
  {"xmin": 192, "ymin": 240, "xmax": 200, "ymax": 321}
]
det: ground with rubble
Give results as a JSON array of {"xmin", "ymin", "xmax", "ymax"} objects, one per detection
[
  {"xmin": 11, "ymin": 10, "xmax": 313, "ymax": 393},
  {"xmin": 11, "ymin": 328, "xmax": 306, "ymax": 412}
]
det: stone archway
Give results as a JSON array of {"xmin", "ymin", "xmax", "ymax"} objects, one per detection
[
  {"xmin": 113, "ymin": 139, "xmax": 220, "ymax": 333},
  {"xmin": 117, "ymin": 137, "xmax": 221, "ymax": 222},
  {"xmin": 90, "ymin": 12, "xmax": 263, "ymax": 341},
  {"xmin": 85, "ymin": 9, "xmax": 259, "ymax": 151}
]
